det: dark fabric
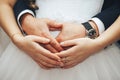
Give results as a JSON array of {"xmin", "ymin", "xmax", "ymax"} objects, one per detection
[
  {"xmin": 95, "ymin": 0, "xmax": 120, "ymax": 29},
  {"xmin": 118, "ymin": 41, "xmax": 120, "ymax": 45},
  {"xmin": 13, "ymin": 0, "xmax": 36, "ymax": 20},
  {"xmin": 13, "ymin": 0, "xmax": 120, "ymax": 29},
  {"xmin": 13, "ymin": 0, "xmax": 120, "ymax": 45},
  {"xmin": 94, "ymin": 0, "xmax": 120, "ymax": 44}
]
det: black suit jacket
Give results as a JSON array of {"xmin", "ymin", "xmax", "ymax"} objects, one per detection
[
  {"xmin": 94, "ymin": 0, "xmax": 120, "ymax": 29},
  {"xmin": 14, "ymin": 0, "xmax": 120, "ymax": 29},
  {"xmin": 13, "ymin": 0, "xmax": 36, "ymax": 19},
  {"xmin": 13, "ymin": 0, "xmax": 120, "ymax": 44}
]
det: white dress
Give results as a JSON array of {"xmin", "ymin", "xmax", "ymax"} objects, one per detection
[{"xmin": 0, "ymin": 0, "xmax": 120, "ymax": 80}]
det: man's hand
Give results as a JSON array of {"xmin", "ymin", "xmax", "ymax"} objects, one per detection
[
  {"xmin": 50, "ymin": 22, "xmax": 86, "ymax": 42},
  {"xmin": 21, "ymin": 14, "xmax": 63, "ymax": 52}
]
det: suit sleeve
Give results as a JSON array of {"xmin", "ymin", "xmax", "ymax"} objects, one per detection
[
  {"xmin": 13, "ymin": 0, "xmax": 36, "ymax": 20},
  {"xmin": 94, "ymin": 1, "xmax": 120, "ymax": 29},
  {"xmin": 13, "ymin": 0, "xmax": 36, "ymax": 33}
]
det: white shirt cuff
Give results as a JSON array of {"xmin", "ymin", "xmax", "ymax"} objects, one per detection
[
  {"xmin": 91, "ymin": 17, "xmax": 105, "ymax": 35},
  {"xmin": 17, "ymin": 9, "xmax": 35, "ymax": 34}
]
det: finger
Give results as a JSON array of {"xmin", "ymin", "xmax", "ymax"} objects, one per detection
[
  {"xmin": 62, "ymin": 63, "xmax": 77, "ymax": 69},
  {"xmin": 62, "ymin": 60, "xmax": 79, "ymax": 69},
  {"xmin": 35, "ymin": 57, "xmax": 56, "ymax": 69},
  {"xmin": 48, "ymin": 20, "xmax": 63, "ymax": 29},
  {"xmin": 42, "ymin": 32, "xmax": 63, "ymax": 52},
  {"xmin": 50, "ymin": 38, "xmax": 64, "ymax": 52},
  {"xmin": 36, "ymin": 51, "xmax": 64, "ymax": 67},
  {"xmin": 44, "ymin": 44, "xmax": 58, "ymax": 53},
  {"xmin": 36, "ymin": 60, "xmax": 51, "ymax": 70},
  {"xmin": 36, "ymin": 52, "xmax": 61, "ymax": 66},
  {"xmin": 60, "ymin": 40, "xmax": 77, "ymax": 47},
  {"xmin": 39, "ymin": 59, "xmax": 57, "ymax": 68},
  {"xmin": 49, "ymin": 27, "xmax": 61, "ymax": 31},
  {"xmin": 56, "ymin": 46, "xmax": 77, "ymax": 58},
  {"xmin": 39, "ymin": 64, "xmax": 51, "ymax": 70},
  {"xmin": 32, "ymin": 57, "xmax": 51, "ymax": 69},
  {"xmin": 56, "ymin": 32, "xmax": 63, "ymax": 43},
  {"xmin": 40, "ymin": 49, "xmax": 61, "ymax": 61},
  {"xmin": 36, "ymin": 57, "xmax": 63, "ymax": 68},
  {"xmin": 30, "ymin": 35, "xmax": 50, "ymax": 44},
  {"xmin": 34, "ymin": 43, "xmax": 61, "ymax": 61},
  {"xmin": 61, "ymin": 56, "xmax": 74, "ymax": 63},
  {"xmin": 62, "ymin": 56, "xmax": 87, "ymax": 69}
]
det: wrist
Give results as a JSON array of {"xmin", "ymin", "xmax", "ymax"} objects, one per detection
[
  {"xmin": 89, "ymin": 21, "xmax": 99, "ymax": 37},
  {"xmin": 82, "ymin": 22, "xmax": 98, "ymax": 39},
  {"xmin": 94, "ymin": 37, "xmax": 108, "ymax": 49},
  {"xmin": 20, "ymin": 13, "xmax": 35, "ymax": 32},
  {"xmin": 20, "ymin": 13, "xmax": 35, "ymax": 27},
  {"xmin": 11, "ymin": 33, "xmax": 24, "ymax": 45}
]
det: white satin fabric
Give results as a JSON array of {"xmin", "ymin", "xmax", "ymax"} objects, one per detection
[{"xmin": 0, "ymin": 0, "xmax": 120, "ymax": 80}]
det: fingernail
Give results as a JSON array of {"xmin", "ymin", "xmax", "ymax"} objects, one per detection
[
  {"xmin": 60, "ymin": 42, "xmax": 64, "ymax": 45},
  {"xmin": 45, "ymin": 39, "xmax": 50, "ymax": 42},
  {"xmin": 59, "ymin": 62, "xmax": 64, "ymax": 67}
]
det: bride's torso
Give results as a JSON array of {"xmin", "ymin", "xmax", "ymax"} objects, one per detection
[{"xmin": 36, "ymin": 0, "xmax": 104, "ymax": 23}]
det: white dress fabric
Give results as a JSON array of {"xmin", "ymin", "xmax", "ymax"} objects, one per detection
[{"xmin": 0, "ymin": 0, "xmax": 120, "ymax": 80}]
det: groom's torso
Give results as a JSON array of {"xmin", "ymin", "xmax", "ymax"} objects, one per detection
[
  {"xmin": 14, "ymin": 0, "xmax": 116, "ymax": 21},
  {"xmin": 102, "ymin": 0, "xmax": 114, "ymax": 10},
  {"xmin": 14, "ymin": 0, "xmax": 120, "ymax": 45}
]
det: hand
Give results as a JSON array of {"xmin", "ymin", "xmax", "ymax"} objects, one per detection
[
  {"xmin": 50, "ymin": 22, "xmax": 86, "ymax": 42},
  {"xmin": 56, "ymin": 38, "xmax": 102, "ymax": 69},
  {"xmin": 12, "ymin": 34, "xmax": 63, "ymax": 69},
  {"xmin": 21, "ymin": 14, "xmax": 63, "ymax": 52}
]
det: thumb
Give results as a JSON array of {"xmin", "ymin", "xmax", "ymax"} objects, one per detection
[
  {"xmin": 60, "ymin": 40, "xmax": 76, "ymax": 47},
  {"xmin": 56, "ymin": 31, "xmax": 63, "ymax": 42},
  {"xmin": 48, "ymin": 20, "xmax": 63, "ymax": 29},
  {"xmin": 31, "ymin": 35, "xmax": 50, "ymax": 44}
]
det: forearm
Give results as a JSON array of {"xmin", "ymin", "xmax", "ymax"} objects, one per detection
[
  {"xmin": 96, "ymin": 16, "xmax": 120, "ymax": 48},
  {"xmin": 0, "ymin": 1, "xmax": 22, "ymax": 40}
]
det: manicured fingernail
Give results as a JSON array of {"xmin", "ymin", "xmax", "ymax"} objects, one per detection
[
  {"xmin": 45, "ymin": 39, "xmax": 50, "ymax": 42},
  {"xmin": 60, "ymin": 42, "xmax": 64, "ymax": 45}
]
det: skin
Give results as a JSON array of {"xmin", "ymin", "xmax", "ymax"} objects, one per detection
[
  {"xmin": 50, "ymin": 21, "xmax": 99, "ymax": 43},
  {"xmin": 19, "ymin": 8, "xmax": 100, "ymax": 69},
  {"xmin": 1, "ymin": 0, "xmax": 119, "ymax": 69},
  {"xmin": 54, "ymin": 22, "xmax": 86, "ymax": 42},
  {"xmin": 56, "ymin": 16, "xmax": 120, "ymax": 69},
  {"xmin": 21, "ymin": 14, "xmax": 63, "ymax": 53},
  {"xmin": 0, "ymin": 0, "xmax": 63, "ymax": 69},
  {"xmin": 21, "ymin": 13, "xmax": 104, "ymax": 69}
]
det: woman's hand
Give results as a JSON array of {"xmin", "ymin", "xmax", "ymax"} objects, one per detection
[
  {"xmin": 21, "ymin": 14, "xmax": 63, "ymax": 52},
  {"xmin": 12, "ymin": 34, "xmax": 63, "ymax": 69},
  {"xmin": 56, "ymin": 38, "xmax": 103, "ymax": 69}
]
